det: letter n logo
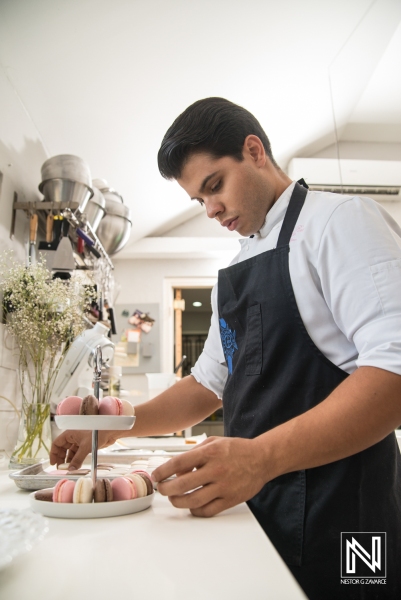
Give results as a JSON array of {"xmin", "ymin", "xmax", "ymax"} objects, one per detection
[{"xmin": 341, "ymin": 532, "xmax": 386, "ymax": 578}]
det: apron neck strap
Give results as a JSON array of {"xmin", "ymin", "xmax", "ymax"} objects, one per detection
[{"xmin": 276, "ymin": 180, "xmax": 308, "ymax": 248}]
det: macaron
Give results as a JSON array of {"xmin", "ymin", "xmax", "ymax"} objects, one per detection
[
  {"xmin": 94, "ymin": 478, "xmax": 113, "ymax": 503},
  {"xmin": 99, "ymin": 396, "xmax": 123, "ymax": 416},
  {"xmin": 53, "ymin": 478, "xmax": 76, "ymax": 503},
  {"xmin": 35, "ymin": 489, "xmax": 54, "ymax": 502},
  {"xmin": 130, "ymin": 467, "xmax": 152, "ymax": 480},
  {"xmin": 126, "ymin": 473, "xmax": 147, "ymax": 498},
  {"xmin": 111, "ymin": 476, "xmax": 137, "ymax": 501},
  {"xmin": 56, "ymin": 396, "xmax": 82, "ymax": 415},
  {"xmin": 73, "ymin": 477, "xmax": 93, "ymax": 503},
  {"xmin": 121, "ymin": 399, "xmax": 135, "ymax": 416},
  {"xmin": 79, "ymin": 394, "xmax": 99, "ymax": 415},
  {"xmin": 136, "ymin": 473, "xmax": 153, "ymax": 496}
]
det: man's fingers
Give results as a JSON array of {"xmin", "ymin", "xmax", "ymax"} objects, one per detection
[
  {"xmin": 152, "ymin": 446, "xmax": 207, "ymax": 482},
  {"xmin": 67, "ymin": 441, "xmax": 91, "ymax": 471},
  {"xmin": 49, "ymin": 432, "xmax": 70, "ymax": 465},
  {"xmin": 157, "ymin": 466, "xmax": 206, "ymax": 497},
  {"xmin": 190, "ymin": 498, "xmax": 229, "ymax": 518},
  {"xmin": 167, "ymin": 483, "xmax": 220, "ymax": 510}
]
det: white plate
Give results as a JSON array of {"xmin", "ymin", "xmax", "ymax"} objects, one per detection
[
  {"xmin": 55, "ymin": 415, "xmax": 135, "ymax": 430},
  {"xmin": 0, "ymin": 509, "xmax": 48, "ymax": 570},
  {"xmin": 29, "ymin": 489, "xmax": 154, "ymax": 519}
]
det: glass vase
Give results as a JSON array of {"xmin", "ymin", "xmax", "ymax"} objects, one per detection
[{"xmin": 9, "ymin": 402, "xmax": 52, "ymax": 469}]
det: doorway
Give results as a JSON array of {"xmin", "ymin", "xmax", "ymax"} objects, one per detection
[
  {"xmin": 177, "ymin": 287, "xmax": 213, "ymax": 376},
  {"xmin": 162, "ymin": 276, "xmax": 217, "ymax": 374},
  {"xmin": 173, "ymin": 285, "xmax": 224, "ymax": 436}
]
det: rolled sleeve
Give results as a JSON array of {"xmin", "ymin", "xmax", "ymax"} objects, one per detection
[{"xmin": 191, "ymin": 283, "xmax": 228, "ymax": 399}]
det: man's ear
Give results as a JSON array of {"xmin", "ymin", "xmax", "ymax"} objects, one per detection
[{"xmin": 242, "ymin": 135, "xmax": 266, "ymax": 166}]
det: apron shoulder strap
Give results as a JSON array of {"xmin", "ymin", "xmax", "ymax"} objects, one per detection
[{"xmin": 276, "ymin": 180, "xmax": 308, "ymax": 248}]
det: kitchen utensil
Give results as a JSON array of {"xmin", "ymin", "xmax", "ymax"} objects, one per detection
[
  {"xmin": 87, "ymin": 245, "xmax": 101, "ymax": 259},
  {"xmin": 77, "ymin": 236, "xmax": 85, "ymax": 254},
  {"xmin": 39, "ymin": 178, "xmax": 93, "ymax": 214},
  {"xmin": 76, "ymin": 228, "xmax": 95, "ymax": 246},
  {"xmin": 92, "ymin": 178, "xmax": 123, "ymax": 203},
  {"xmin": 39, "ymin": 215, "xmax": 63, "ymax": 251},
  {"xmin": 92, "ymin": 178, "xmax": 109, "ymax": 191},
  {"xmin": 96, "ymin": 199, "xmax": 132, "ymax": 255},
  {"xmin": 102, "ymin": 188, "xmax": 124, "ymax": 203},
  {"xmin": 40, "ymin": 154, "xmax": 92, "ymax": 188},
  {"xmin": 76, "ymin": 228, "xmax": 101, "ymax": 258},
  {"xmin": 84, "ymin": 186, "xmax": 106, "ymax": 232},
  {"xmin": 29, "ymin": 213, "xmax": 38, "ymax": 265},
  {"xmin": 38, "ymin": 215, "xmax": 63, "ymax": 271},
  {"xmin": 52, "ymin": 219, "xmax": 75, "ymax": 278},
  {"xmin": 46, "ymin": 213, "xmax": 53, "ymax": 243}
]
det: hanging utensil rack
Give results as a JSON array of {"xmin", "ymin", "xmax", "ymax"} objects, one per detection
[{"xmin": 11, "ymin": 199, "xmax": 114, "ymax": 270}]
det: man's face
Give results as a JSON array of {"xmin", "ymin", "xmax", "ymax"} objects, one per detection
[{"xmin": 177, "ymin": 150, "xmax": 276, "ymax": 237}]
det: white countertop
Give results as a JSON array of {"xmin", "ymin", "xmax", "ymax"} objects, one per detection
[{"xmin": 0, "ymin": 467, "xmax": 306, "ymax": 600}]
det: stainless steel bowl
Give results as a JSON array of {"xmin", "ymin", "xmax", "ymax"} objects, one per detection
[
  {"xmin": 96, "ymin": 199, "xmax": 132, "ymax": 255},
  {"xmin": 92, "ymin": 178, "xmax": 109, "ymax": 191},
  {"xmin": 84, "ymin": 186, "xmax": 106, "ymax": 232},
  {"xmin": 41, "ymin": 154, "xmax": 92, "ymax": 188},
  {"xmin": 102, "ymin": 188, "xmax": 124, "ymax": 203},
  {"xmin": 39, "ymin": 178, "xmax": 93, "ymax": 213}
]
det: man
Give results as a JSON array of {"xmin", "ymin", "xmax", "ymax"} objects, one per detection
[{"xmin": 51, "ymin": 98, "xmax": 401, "ymax": 599}]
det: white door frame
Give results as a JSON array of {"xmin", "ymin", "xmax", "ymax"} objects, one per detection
[{"xmin": 162, "ymin": 276, "xmax": 217, "ymax": 373}]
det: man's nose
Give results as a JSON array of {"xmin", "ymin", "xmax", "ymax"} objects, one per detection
[{"xmin": 205, "ymin": 198, "xmax": 224, "ymax": 220}]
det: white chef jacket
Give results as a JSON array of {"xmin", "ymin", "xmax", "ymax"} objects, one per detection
[{"xmin": 191, "ymin": 181, "xmax": 401, "ymax": 399}]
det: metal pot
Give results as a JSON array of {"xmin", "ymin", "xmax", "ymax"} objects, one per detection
[
  {"xmin": 102, "ymin": 188, "xmax": 124, "ymax": 203},
  {"xmin": 96, "ymin": 199, "xmax": 132, "ymax": 255},
  {"xmin": 39, "ymin": 178, "xmax": 93, "ymax": 213},
  {"xmin": 41, "ymin": 154, "xmax": 92, "ymax": 188},
  {"xmin": 84, "ymin": 186, "xmax": 106, "ymax": 232}
]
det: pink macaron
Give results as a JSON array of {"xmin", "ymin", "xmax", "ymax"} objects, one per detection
[
  {"xmin": 111, "ymin": 476, "xmax": 137, "ymax": 501},
  {"xmin": 56, "ymin": 396, "xmax": 83, "ymax": 415},
  {"xmin": 99, "ymin": 396, "xmax": 123, "ymax": 416},
  {"xmin": 53, "ymin": 478, "xmax": 76, "ymax": 503}
]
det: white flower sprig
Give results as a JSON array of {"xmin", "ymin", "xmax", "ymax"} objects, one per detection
[{"xmin": 0, "ymin": 254, "xmax": 94, "ymax": 407}]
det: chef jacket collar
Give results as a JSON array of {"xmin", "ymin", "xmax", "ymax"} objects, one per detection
[{"xmin": 255, "ymin": 180, "xmax": 296, "ymax": 239}]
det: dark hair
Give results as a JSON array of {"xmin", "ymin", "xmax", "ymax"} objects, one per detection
[{"xmin": 157, "ymin": 97, "xmax": 278, "ymax": 179}]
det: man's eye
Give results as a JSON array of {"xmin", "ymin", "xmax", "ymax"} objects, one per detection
[
  {"xmin": 197, "ymin": 199, "xmax": 204, "ymax": 206},
  {"xmin": 211, "ymin": 181, "xmax": 221, "ymax": 192}
]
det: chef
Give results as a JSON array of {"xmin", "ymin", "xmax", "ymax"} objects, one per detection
[{"xmin": 51, "ymin": 98, "xmax": 401, "ymax": 599}]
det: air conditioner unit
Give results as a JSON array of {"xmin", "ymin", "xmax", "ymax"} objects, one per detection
[{"xmin": 288, "ymin": 158, "xmax": 401, "ymax": 202}]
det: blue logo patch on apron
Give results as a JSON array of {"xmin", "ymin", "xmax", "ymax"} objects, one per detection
[{"xmin": 219, "ymin": 318, "xmax": 238, "ymax": 374}]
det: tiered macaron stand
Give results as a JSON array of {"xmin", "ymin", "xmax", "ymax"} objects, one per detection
[{"xmin": 29, "ymin": 346, "xmax": 154, "ymax": 519}]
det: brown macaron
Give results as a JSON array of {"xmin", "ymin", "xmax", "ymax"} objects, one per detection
[
  {"xmin": 79, "ymin": 394, "xmax": 99, "ymax": 415},
  {"xmin": 137, "ymin": 473, "xmax": 153, "ymax": 496},
  {"xmin": 35, "ymin": 489, "xmax": 54, "ymax": 502},
  {"xmin": 94, "ymin": 478, "xmax": 113, "ymax": 502}
]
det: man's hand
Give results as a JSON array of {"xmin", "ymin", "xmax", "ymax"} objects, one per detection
[
  {"xmin": 152, "ymin": 436, "xmax": 270, "ymax": 517},
  {"xmin": 50, "ymin": 430, "xmax": 121, "ymax": 471}
]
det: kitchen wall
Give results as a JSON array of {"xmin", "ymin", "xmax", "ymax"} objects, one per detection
[
  {"xmin": 112, "ymin": 256, "xmax": 228, "ymax": 367},
  {"xmin": 0, "ymin": 65, "xmax": 47, "ymax": 454}
]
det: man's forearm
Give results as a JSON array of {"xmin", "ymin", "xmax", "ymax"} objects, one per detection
[
  {"xmin": 120, "ymin": 375, "xmax": 222, "ymax": 438},
  {"xmin": 256, "ymin": 366, "xmax": 401, "ymax": 481}
]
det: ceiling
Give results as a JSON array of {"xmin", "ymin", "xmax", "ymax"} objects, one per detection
[{"xmin": 0, "ymin": 0, "xmax": 400, "ymax": 258}]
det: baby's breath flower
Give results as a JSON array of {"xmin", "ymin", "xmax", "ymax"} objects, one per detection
[{"xmin": 0, "ymin": 252, "xmax": 95, "ymax": 462}]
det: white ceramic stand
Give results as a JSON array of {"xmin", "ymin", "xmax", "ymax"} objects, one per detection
[{"xmin": 29, "ymin": 346, "xmax": 153, "ymax": 519}]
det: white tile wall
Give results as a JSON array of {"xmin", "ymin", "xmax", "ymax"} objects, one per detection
[{"xmin": 0, "ymin": 324, "xmax": 21, "ymax": 453}]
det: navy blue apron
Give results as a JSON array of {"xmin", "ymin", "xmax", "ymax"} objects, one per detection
[{"xmin": 217, "ymin": 182, "xmax": 401, "ymax": 599}]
